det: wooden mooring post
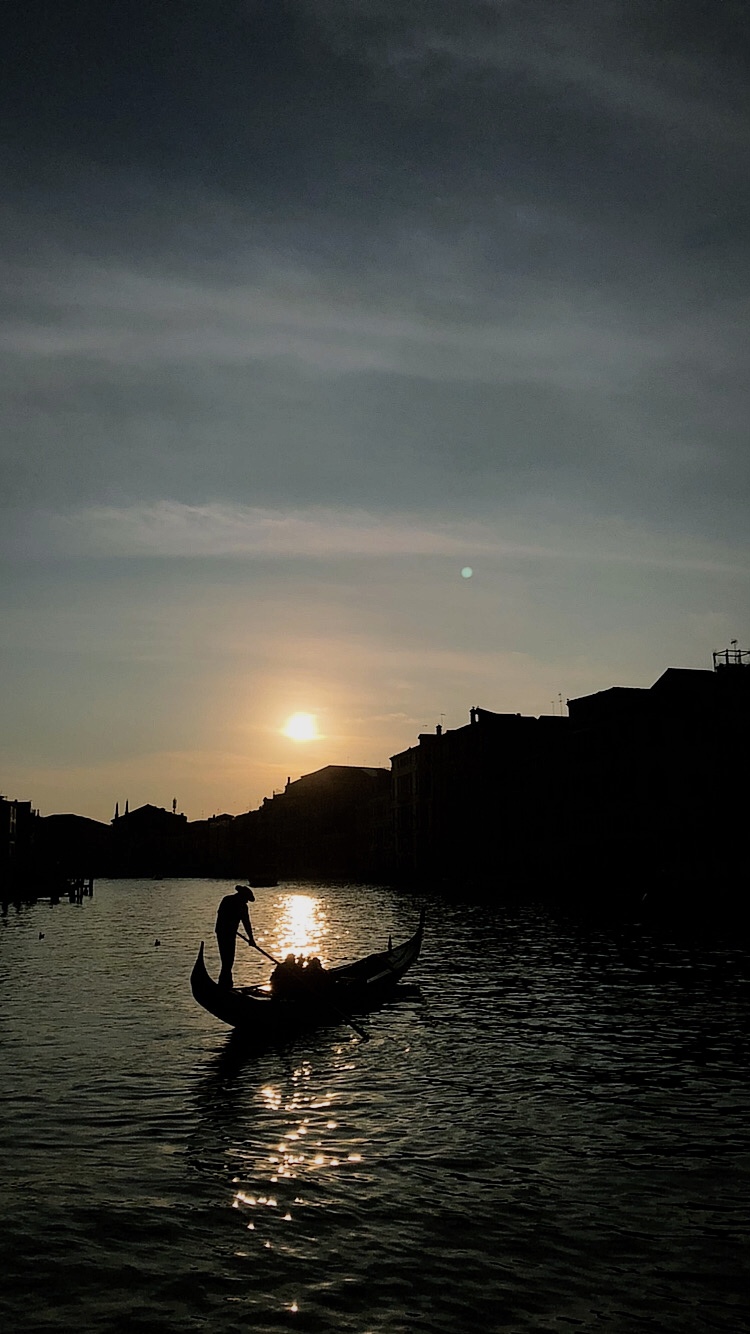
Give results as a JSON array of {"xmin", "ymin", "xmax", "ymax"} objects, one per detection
[{"xmin": 67, "ymin": 877, "xmax": 94, "ymax": 903}]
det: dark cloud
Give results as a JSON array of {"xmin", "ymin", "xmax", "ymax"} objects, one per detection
[
  {"xmin": 2, "ymin": 0, "xmax": 746, "ymax": 362},
  {"xmin": 2, "ymin": 0, "xmax": 748, "ymax": 532},
  {"xmin": 5, "ymin": 2, "xmax": 747, "ymax": 219},
  {"xmin": 3, "ymin": 1, "xmax": 371, "ymax": 195}
]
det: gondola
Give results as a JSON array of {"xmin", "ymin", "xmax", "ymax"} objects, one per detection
[{"xmin": 190, "ymin": 909, "xmax": 425, "ymax": 1039}]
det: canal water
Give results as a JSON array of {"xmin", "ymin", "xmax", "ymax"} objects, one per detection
[{"xmin": 1, "ymin": 879, "xmax": 748, "ymax": 1333}]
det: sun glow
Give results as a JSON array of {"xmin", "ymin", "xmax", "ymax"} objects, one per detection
[{"xmin": 282, "ymin": 712, "xmax": 318, "ymax": 741}]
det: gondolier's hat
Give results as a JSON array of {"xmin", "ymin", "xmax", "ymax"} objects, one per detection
[{"xmin": 234, "ymin": 884, "xmax": 256, "ymax": 901}]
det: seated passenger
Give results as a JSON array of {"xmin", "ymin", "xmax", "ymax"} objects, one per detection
[
  {"xmin": 270, "ymin": 954, "xmax": 300, "ymax": 996},
  {"xmin": 301, "ymin": 956, "xmax": 331, "ymax": 994},
  {"xmin": 270, "ymin": 953, "xmax": 329, "ymax": 997}
]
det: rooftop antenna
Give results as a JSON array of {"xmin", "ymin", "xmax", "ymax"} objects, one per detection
[{"xmin": 713, "ymin": 640, "xmax": 749, "ymax": 670}]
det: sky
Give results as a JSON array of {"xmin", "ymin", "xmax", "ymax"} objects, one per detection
[{"xmin": 1, "ymin": 0, "xmax": 749, "ymax": 822}]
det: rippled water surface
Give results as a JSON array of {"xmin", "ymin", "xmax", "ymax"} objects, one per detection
[{"xmin": 2, "ymin": 879, "xmax": 749, "ymax": 1333}]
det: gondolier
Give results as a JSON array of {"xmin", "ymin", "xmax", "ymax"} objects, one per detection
[{"xmin": 215, "ymin": 884, "xmax": 256, "ymax": 989}]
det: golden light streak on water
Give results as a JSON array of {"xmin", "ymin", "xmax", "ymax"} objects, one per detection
[{"xmin": 274, "ymin": 893, "xmax": 329, "ymax": 960}]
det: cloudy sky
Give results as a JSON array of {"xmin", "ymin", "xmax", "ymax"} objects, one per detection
[{"xmin": 2, "ymin": 0, "xmax": 749, "ymax": 821}]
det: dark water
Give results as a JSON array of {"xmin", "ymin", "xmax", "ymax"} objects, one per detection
[{"xmin": 1, "ymin": 880, "xmax": 748, "ymax": 1333}]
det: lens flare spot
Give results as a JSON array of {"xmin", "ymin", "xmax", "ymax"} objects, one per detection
[{"xmin": 461, "ymin": 566, "xmax": 473, "ymax": 579}]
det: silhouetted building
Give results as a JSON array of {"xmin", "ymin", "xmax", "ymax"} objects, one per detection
[
  {"xmin": 567, "ymin": 647, "xmax": 750, "ymax": 889},
  {"xmin": 0, "ymin": 796, "xmax": 36, "ymax": 892},
  {"xmin": 391, "ymin": 707, "xmax": 570, "ymax": 885},
  {"xmin": 110, "ymin": 803, "xmax": 189, "ymax": 876},
  {"xmin": 260, "ymin": 765, "xmax": 390, "ymax": 879},
  {"xmin": 36, "ymin": 814, "xmax": 111, "ymax": 879}
]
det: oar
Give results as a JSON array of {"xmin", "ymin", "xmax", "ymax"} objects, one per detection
[
  {"xmin": 239, "ymin": 935, "xmax": 280, "ymax": 967},
  {"xmin": 237, "ymin": 931, "xmax": 369, "ymax": 1041}
]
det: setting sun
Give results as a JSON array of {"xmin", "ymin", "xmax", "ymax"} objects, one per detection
[{"xmin": 282, "ymin": 712, "xmax": 318, "ymax": 741}]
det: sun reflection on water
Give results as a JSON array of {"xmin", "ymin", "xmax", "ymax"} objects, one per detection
[
  {"xmin": 230, "ymin": 1052, "xmax": 368, "ymax": 1247},
  {"xmin": 260, "ymin": 1085, "xmax": 282, "ymax": 1111},
  {"xmin": 274, "ymin": 894, "xmax": 328, "ymax": 961}
]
